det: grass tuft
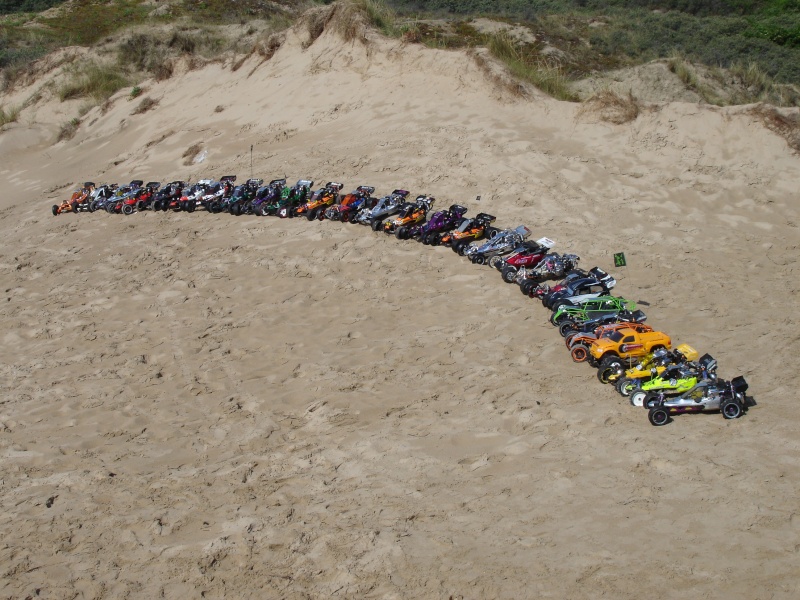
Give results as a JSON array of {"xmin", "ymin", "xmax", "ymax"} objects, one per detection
[
  {"xmin": 0, "ymin": 104, "xmax": 21, "ymax": 127},
  {"xmin": 57, "ymin": 117, "xmax": 80, "ymax": 142},
  {"xmin": 131, "ymin": 96, "xmax": 158, "ymax": 114},
  {"xmin": 486, "ymin": 32, "xmax": 577, "ymax": 102},
  {"xmin": 579, "ymin": 88, "xmax": 640, "ymax": 124},
  {"xmin": 182, "ymin": 143, "xmax": 202, "ymax": 165},
  {"xmin": 58, "ymin": 63, "xmax": 129, "ymax": 102}
]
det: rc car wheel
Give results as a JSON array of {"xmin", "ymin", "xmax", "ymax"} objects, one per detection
[
  {"xmin": 136, "ymin": 201, "xmax": 146, "ymax": 211},
  {"xmin": 597, "ymin": 360, "xmax": 623, "ymax": 384},
  {"xmin": 501, "ymin": 267, "xmax": 518, "ymax": 284},
  {"xmin": 551, "ymin": 300, "xmax": 574, "ymax": 313},
  {"xmin": 721, "ymin": 398, "xmax": 743, "ymax": 419},
  {"xmin": 458, "ymin": 242, "xmax": 470, "ymax": 256},
  {"xmin": 307, "ymin": 208, "xmax": 317, "ymax": 221},
  {"xmin": 559, "ymin": 321, "xmax": 576, "ymax": 337},
  {"xmin": 51, "ymin": 205, "xmax": 59, "ymax": 216},
  {"xmin": 475, "ymin": 255, "xmax": 486, "ymax": 265},
  {"xmin": 616, "ymin": 378, "xmax": 639, "ymax": 397},
  {"xmin": 599, "ymin": 355, "xmax": 623, "ymax": 371},
  {"xmin": 122, "ymin": 204, "xmax": 135, "ymax": 215},
  {"xmin": 488, "ymin": 256, "xmax": 503, "ymax": 269},
  {"xmin": 187, "ymin": 202, "xmax": 195, "ymax": 213},
  {"xmin": 71, "ymin": 202, "xmax": 79, "ymax": 213},
  {"xmin": 520, "ymin": 281, "xmax": 535, "ymax": 296},
  {"xmin": 571, "ymin": 345, "xmax": 589, "ymax": 363},
  {"xmin": 641, "ymin": 393, "xmax": 663, "ymax": 409},
  {"xmin": 648, "ymin": 407, "xmax": 670, "ymax": 426},
  {"xmin": 550, "ymin": 312, "xmax": 569, "ymax": 326},
  {"xmin": 395, "ymin": 226, "xmax": 406, "ymax": 240},
  {"xmin": 629, "ymin": 390, "xmax": 648, "ymax": 407},
  {"xmin": 370, "ymin": 219, "xmax": 383, "ymax": 231}
]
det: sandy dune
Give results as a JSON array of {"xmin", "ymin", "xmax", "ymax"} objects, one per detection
[{"xmin": 1, "ymin": 6, "xmax": 800, "ymax": 598}]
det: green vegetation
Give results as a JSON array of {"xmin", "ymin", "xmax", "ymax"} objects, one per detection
[
  {"xmin": 58, "ymin": 63, "xmax": 129, "ymax": 101},
  {"xmin": 0, "ymin": 0, "xmax": 66, "ymax": 14},
  {"xmin": 0, "ymin": 102, "xmax": 19, "ymax": 125},
  {"xmin": 385, "ymin": 0, "xmax": 800, "ymax": 84},
  {"xmin": 1, "ymin": 0, "xmax": 799, "ymax": 107},
  {"xmin": 485, "ymin": 31, "xmax": 576, "ymax": 100},
  {"xmin": 57, "ymin": 116, "xmax": 79, "ymax": 141}
]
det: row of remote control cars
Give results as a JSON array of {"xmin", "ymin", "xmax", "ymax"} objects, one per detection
[{"xmin": 50, "ymin": 177, "xmax": 755, "ymax": 426}]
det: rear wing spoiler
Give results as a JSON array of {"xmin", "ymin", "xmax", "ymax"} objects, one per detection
[
  {"xmin": 699, "ymin": 354, "xmax": 717, "ymax": 372},
  {"xmin": 475, "ymin": 212, "xmax": 496, "ymax": 222},
  {"xmin": 513, "ymin": 225, "xmax": 532, "ymax": 239},
  {"xmin": 356, "ymin": 185, "xmax": 375, "ymax": 195},
  {"xmin": 130, "ymin": 180, "xmax": 144, "ymax": 187},
  {"xmin": 326, "ymin": 182, "xmax": 344, "ymax": 192},
  {"xmin": 246, "ymin": 178, "xmax": 263, "ymax": 187},
  {"xmin": 630, "ymin": 309, "xmax": 647, "ymax": 323},
  {"xmin": 392, "ymin": 189, "xmax": 410, "ymax": 198},
  {"xmin": 449, "ymin": 204, "xmax": 468, "ymax": 215},
  {"xmin": 84, "ymin": 181, "xmax": 96, "ymax": 188},
  {"xmin": 145, "ymin": 181, "xmax": 161, "ymax": 189},
  {"xmin": 536, "ymin": 236, "xmax": 556, "ymax": 249},
  {"xmin": 731, "ymin": 375, "xmax": 749, "ymax": 395},
  {"xmin": 220, "ymin": 175, "xmax": 237, "ymax": 183},
  {"xmin": 269, "ymin": 178, "xmax": 287, "ymax": 187},
  {"xmin": 296, "ymin": 179, "xmax": 314, "ymax": 188}
]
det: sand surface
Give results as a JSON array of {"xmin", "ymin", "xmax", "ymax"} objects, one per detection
[{"xmin": 2, "ymin": 7, "xmax": 800, "ymax": 599}]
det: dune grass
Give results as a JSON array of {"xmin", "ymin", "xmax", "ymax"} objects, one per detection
[
  {"xmin": 578, "ymin": 88, "xmax": 640, "ymax": 124},
  {"xmin": 56, "ymin": 116, "xmax": 80, "ymax": 141},
  {"xmin": 486, "ymin": 32, "xmax": 577, "ymax": 101},
  {"xmin": 0, "ymin": 103, "xmax": 20, "ymax": 126},
  {"xmin": 58, "ymin": 63, "xmax": 129, "ymax": 102}
]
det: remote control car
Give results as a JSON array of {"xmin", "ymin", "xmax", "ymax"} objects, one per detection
[
  {"xmin": 590, "ymin": 327, "xmax": 672, "ymax": 381},
  {"xmin": 151, "ymin": 181, "xmax": 185, "ymax": 211},
  {"xmin": 356, "ymin": 189, "xmax": 409, "ymax": 227},
  {"xmin": 386, "ymin": 195, "xmax": 435, "ymax": 238},
  {"xmin": 325, "ymin": 186, "xmax": 376, "ymax": 221},
  {"xmin": 203, "ymin": 176, "xmax": 237, "ymax": 212},
  {"xmin": 52, "ymin": 182, "xmax": 95, "ymax": 215},
  {"xmin": 439, "ymin": 213, "xmax": 497, "ymax": 253},
  {"xmin": 517, "ymin": 253, "xmax": 581, "ymax": 294},
  {"xmin": 464, "ymin": 225, "xmax": 533, "ymax": 265},
  {"xmin": 497, "ymin": 238, "xmax": 554, "ymax": 281},
  {"xmin": 612, "ymin": 344, "xmax": 699, "ymax": 396},
  {"xmin": 408, "ymin": 204, "xmax": 468, "ymax": 243},
  {"xmin": 537, "ymin": 267, "xmax": 616, "ymax": 310},
  {"xmin": 632, "ymin": 354, "xmax": 716, "ymax": 407},
  {"xmin": 646, "ymin": 375, "xmax": 753, "ymax": 426},
  {"xmin": 294, "ymin": 182, "xmax": 343, "ymax": 220},
  {"xmin": 564, "ymin": 312, "xmax": 650, "ymax": 363}
]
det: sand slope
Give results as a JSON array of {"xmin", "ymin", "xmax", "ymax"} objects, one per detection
[{"xmin": 2, "ymin": 8, "xmax": 800, "ymax": 599}]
